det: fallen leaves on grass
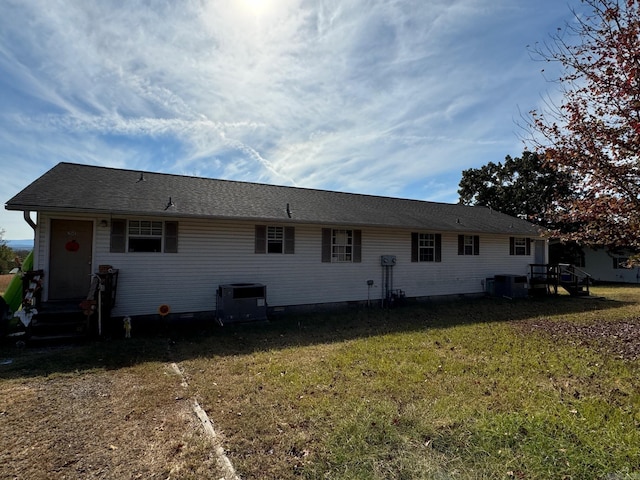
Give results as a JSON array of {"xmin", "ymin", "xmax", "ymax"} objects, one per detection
[{"xmin": 518, "ymin": 316, "xmax": 640, "ymax": 361}]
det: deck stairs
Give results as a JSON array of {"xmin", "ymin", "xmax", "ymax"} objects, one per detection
[{"xmin": 529, "ymin": 263, "xmax": 591, "ymax": 297}]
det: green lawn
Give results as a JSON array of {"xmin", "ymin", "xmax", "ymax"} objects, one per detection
[
  {"xmin": 176, "ymin": 285, "xmax": 640, "ymax": 479},
  {"xmin": 2, "ymin": 285, "xmax": 639, "ymax": 479}
]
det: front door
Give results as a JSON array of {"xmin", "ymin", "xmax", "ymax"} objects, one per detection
[{"xmin": 48, "ymin": 219, "xmax": 93, "ymax": 300}]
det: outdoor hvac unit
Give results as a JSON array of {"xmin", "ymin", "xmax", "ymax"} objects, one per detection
[
  {"xmin": 216, "ymin": 283, "xmax": 267, "ymax": 325},
  {"xmin": 493, "ymin": 274, "xmax": 529, "ymax": 299}
]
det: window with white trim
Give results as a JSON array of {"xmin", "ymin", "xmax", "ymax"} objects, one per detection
[
  {"xmin": 332, "ymin": 229, "xmax": 353, "ymax": 262},
  {"xmin": 419, "ymin": 233, "xmax": 435, "ymax": 261},
  {"xmin": 510, "ymin": 237, "xmax": 531, "ymax": 256},
  {"xmin": 411, "ymin": 232, "xmax": 442, "ymax": 262},
  {"xmin": 321, "ymin": 228, "xmax": 362, "ymax": 263},
  {"xmin": 267, "ymin": 226, "xmax": 284, "ymax": 253},
  {"xmin": 458, "ymin": 235, "xmax": 479, "ymax": 256},
  {"xmin": 254, "ymin": 225, "xmax": 295, "ymax": 254},
  {"xmin": 110, "ymin": 219, "xmax": 178, "ymax": 253}
]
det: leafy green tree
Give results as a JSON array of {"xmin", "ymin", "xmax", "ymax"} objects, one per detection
[
  {"xmin": 0, "ymin": 229, "xmax": 15, "ymax": 274},
  {"xmin": 458, "ymin": 151, "xmax": 573, "ymax": 228}
]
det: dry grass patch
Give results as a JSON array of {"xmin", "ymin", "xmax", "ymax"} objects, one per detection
[
  {"xmin": 0, "ymin": 343, "xmax": 224, "ymax": 479},
  {"xmin": 0, "ymin": 274, "xmax": 14, "ymax": 295}
]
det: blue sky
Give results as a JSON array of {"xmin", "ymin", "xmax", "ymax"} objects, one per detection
[{"xmin": 0, "ymin": 0, "xmax": 584, "ymax": 240}]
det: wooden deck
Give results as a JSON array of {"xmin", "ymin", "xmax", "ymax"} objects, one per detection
[{"xmin": 529, "ymin": 263, "xmax": 591, "ymax": 297}]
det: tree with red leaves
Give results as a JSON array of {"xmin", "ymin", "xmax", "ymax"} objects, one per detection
[{"xmin": 528, "ymin": 0, "xmax": 640, "ymax": 248}]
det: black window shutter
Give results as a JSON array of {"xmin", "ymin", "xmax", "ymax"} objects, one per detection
[
  {"xmin": 255, "ymin": 225, "xmax": 266, "ymax": 254},
  {"xmin": 474, "ymin": 235, "xmax": 480, "ymax": 255},
  {"xmin": 411, "ymin": 233, "xmax": 419, "ymax": 262},
  {"xmin": 321, "ymin": 228, "xmax": 331, "ymax": 262},
  {"xmin": 509, "ymin": 237, "xmax": 515, "ymax": 255},
  {"xmin": 110, "ymin": 219, "xmax": 126, "ymax": 253},
  {"xmin": 353, "ymin": 230, "xmax": 362, "ymax": 263},
  {"xmin": 435, "ymin": 234, "xmax": 442, "ymax": 262},
  {"xmin": 164, "ymin": 221, "xmax": 178, "ymax": 253},
  {"xmin": 284, "ymin": 227, "xmax": 295, "ymax": 254},
  {"xmin": 458, "ymin": 235, "xmax": 464, "ymax": 255},
  {"xmin": 526, "ymin": 238, "xmax": 531, "ymax": 256}
]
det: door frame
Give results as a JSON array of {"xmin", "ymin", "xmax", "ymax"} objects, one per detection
[{"xmin": 45, "ymin": 217, "xmax": 96, "ymax": 301}]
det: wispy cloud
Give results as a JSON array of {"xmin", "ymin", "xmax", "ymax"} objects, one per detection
[{"xmin": 0, "ymin": 0, "xmax": 582, "ymax": 237}]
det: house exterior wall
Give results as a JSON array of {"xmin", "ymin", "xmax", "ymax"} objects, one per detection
[
  {"xmin": 583, "ymin": 248, "xmax": 640, "ymax": 284},
  {"xmin": 34, "ymin": 212, "xmax": 539, "ymax": 317}
]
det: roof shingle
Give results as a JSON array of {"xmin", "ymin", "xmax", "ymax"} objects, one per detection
[{"xmin": 5, "ymin": 162, "xmax": 541, "ymax": 236}]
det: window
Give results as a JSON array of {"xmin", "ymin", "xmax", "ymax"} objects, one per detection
[
  {"xmin": 613, "ymin": 257, "xmax": 629, "ymax": 269},
  {"xmin": 509, "ymin": 237, "xmax": 531, "ymax": 256},
  {"xmin": 457, "ymin": 235, "xmax": 479, "ymax": 256},
  {"xmin": 255, "ymin": 225, "xmax": 295, "ymax": 254},
  {"xmin": 321, "ymin": 228, "xmax": 362, "ymax": 263},
  {"xmin": 267, "ymin": 226, "xmax": 283, "ymax": 253},
  {"xmin": 333, "ymin": 229, "xmax": 354, "ymax": 261},
  {"xmin": 110, "ymin": 219, "xmax": 178, "ymax": 253},
  {"xmin": 411, "ymin": 233, "xmax": 442, "ymax": 262},
  {"xmin": 128, "ymin": 220, "xmax": 162, "ymax": 252}
]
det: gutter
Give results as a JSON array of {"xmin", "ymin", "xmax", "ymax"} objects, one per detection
[{"xmin": 23, "ymin": 211, "xmax": 37, "ymax": 230}]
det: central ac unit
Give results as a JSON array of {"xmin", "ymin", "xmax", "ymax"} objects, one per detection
[{"xmin": 216, "ymin": 283, "xmax": 267, "ymax": 325}]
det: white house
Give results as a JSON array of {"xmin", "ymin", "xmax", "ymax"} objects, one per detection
[
  {"xmin": 549, "ymin": 241, "xmax": 640, "ymax": 284},
  {"xmin": 5, "ymin": 163, "xmax": 546, "ymax": 324}
]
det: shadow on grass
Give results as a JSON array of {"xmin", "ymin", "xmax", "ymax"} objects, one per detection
[{"xmin": 0, "ymin": 290, "xmax": 635, "ymax": 379}]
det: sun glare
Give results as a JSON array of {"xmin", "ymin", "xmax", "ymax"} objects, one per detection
[{"xmin": 240, "ymin": 0, "xmax": 272, "ymax": 15}]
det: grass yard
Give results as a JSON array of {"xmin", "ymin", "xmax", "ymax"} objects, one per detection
[{"xmin": 1, "ymin": 285, "xmax": 639, "ymax": 479}]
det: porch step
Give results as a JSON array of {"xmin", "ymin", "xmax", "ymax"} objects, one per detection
[
  {"xmin": 560, "ymin": 282, "xmax": 590, "ymax": 297},
  {"xmin": 30, "ymin": 301, "xmax": 89, "ymax": 338},
  {"xmin": 28, "ymin": 333, "xmax": 87, "ymax": 345}
]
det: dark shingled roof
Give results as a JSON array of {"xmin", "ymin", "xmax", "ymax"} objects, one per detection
[{"xmin": 5, "ymin": 162, "xmax": 541, "ymax": 236}]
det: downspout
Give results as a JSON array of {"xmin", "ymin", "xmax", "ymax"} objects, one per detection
[{"xmin": 23, "ymin": 211, "xmax": 37, "ymax": 230}]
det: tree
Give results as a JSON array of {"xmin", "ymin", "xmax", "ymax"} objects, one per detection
[
  {"xmin": 458, "ymin": 150, "xmax": 572, "ymax": 229},
  {"xmin": 527, "ymin": 0, "xmax": 640, "ymax": 248},
  {"xmin": 0, "ymin": 229, "xmax": 15, "ymax": 274}
]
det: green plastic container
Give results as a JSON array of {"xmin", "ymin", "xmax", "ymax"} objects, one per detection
[{"xmin": 2, "ymin": 251, "xmax": 33, "ymax": 313}]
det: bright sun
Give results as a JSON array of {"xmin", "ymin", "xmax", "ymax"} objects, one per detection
[{"xmin": 240, "ymin": 0, "xmax": 272, "ymax": 15}]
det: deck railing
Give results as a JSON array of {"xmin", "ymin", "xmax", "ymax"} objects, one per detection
[{"xmin": 529, "ymin": 263, "xmax": 591, "ymax": 296}]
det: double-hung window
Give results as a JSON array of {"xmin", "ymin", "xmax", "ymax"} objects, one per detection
[
  {"xmin": 332, "ymin": 229, "xmax": 353, "ymax": 262},
  {"xmin": 254, "ymin": 225, "xmax": 295, "ymax": 254},
  {"xmin": 110, "ymin": 219, "xmax": 178, "ymax": 253},
  {"xmin": 321, "ymin": 228, "xmax": 362, "ymax": 263},
  {"xmin": 509, "ymin": 237, "xmax": 531, "ymax": 256},
  {"xmin": 411, "ymin": 232, "xmax": 442, "ymax": 262},
  {"xmin": 457, "ymin": 235, "xmax": 480, "ymax": 256}
]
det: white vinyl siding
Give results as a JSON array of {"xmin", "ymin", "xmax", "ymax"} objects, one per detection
[{"xmin": 35, "ymin": 212, "xmax": 540, "ymax": 316}]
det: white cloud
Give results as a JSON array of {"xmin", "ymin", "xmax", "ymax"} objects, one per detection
[{"xmin": 0, "ymin": 0, "xmax": 584, "ymax": 238}]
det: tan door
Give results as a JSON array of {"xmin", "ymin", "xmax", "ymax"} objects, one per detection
[{"xmin": 48, "ymin": 219, "xmax": 93, "ymax": 300}]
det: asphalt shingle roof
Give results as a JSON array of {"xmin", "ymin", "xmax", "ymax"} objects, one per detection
[{"xmin": 5, "ymin": 162, "xmax": 542, "ymax": 236}]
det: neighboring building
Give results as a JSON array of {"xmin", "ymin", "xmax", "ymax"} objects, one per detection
[
  {"xmin": 5, "ymin": 163, "xmax": 546, "ymax": 320},
  {"xmin": 550, "ymin": 241, "xmax": 640, "ymax": 284}
]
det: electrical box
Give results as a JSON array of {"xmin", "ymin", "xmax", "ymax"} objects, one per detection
[
  {"xmin": 381, "ymin": 255, "xmax": 397, "ymax": 266},
  {"xmin": 216, "ymin": 283, "xmax": 267, "ymax": 325}
]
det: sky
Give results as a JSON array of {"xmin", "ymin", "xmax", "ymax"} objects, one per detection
[{"xmin": 0, "ymin": 0, "xmax": 586, "ymax": 240}]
